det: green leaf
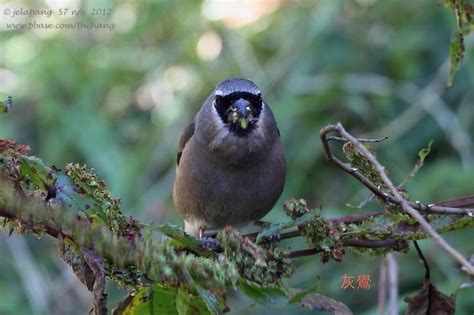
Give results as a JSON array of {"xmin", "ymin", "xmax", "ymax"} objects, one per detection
[
  {"xmin": 155, "ymin": 224, "xmax": 213, "ymax": 257},
  {"xmin": 175, "ymin": 288, "xmax": 189, "ymax": 315},
  {"xmin": 19, "ymin": 156, "xmax": 53, "ymax": 191},
  {"xmin": 238, "ymin": 278, "xmax": 289, "ymax": 307},
  {"xmin": 175, "ymin": 286, "xmax": 220, "ymax": 315},
  {"xmin": 288, "ymin": 283, "xmax": 319, "ymax": 304},
  {"xmin": 418, "ymin": 140, "xmax": 433, "ymax": 161},
  {"xmin": 117, "ymin": 285, "xmax": 178, "ymax": 315},
  {"xmin": 447, "ymin": 31, "xmax": 464, "ymax": 87},
  {"xmin": 399, "ymin": 140, "xmax": 433, "ymax": 188},
  {"xmin": 53, "ymin": 173, "xmax": 108, "ymax": 222},
  {"xmin": 197, "ymin": 289, "xmax": 222, "ymax": 315}
]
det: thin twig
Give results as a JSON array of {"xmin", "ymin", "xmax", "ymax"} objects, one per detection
[
  {"xmin": 321, "ymin": 125, "xmax": 474, "ymax": 216},
  {"xmin": 413, "ymin": 241, "xmax": 430, "ymax": 280},
  {"xmin": 330, "ymin": 211, "xmax": 384, "ymax": 224},
  {"xmin": 245, "ymin": 211, "xmax": 385, "ymax": 243},
  {"xmin": 434, "ymin": 194, "xmax": 474, "ymax": 208},
  {"xmin": 343, "ymin": 239, "xmax": 398, "ymax": 248},
  {"xmin": 321, "ymin": 126, "xmax": 395, "ymax": 204},
  {"xmin": 0, "ymin": 207, "xmax": 61, "ymax": 238},
  {"xmin": 422, "ymin": 206, "xmax": 474, "ymax": 215},
  {"xmin": 322, "ymin": 123, "xmax": 474, "ymax": 275},
  {"xmin": 327, "ymin": 136, "xmax": 388, "ymax": 143},
  {"xmin": 288, "ymin": 248, "xmax": 320, "ymax": 258},
  {"xmin": 246, "ymin": 198, "xmax": 474, "ymax": 245},
  {"xmin": 82, "ymin": 248, "xmax": 107, "ymax": 315},
  {"xmin": 288, "ymin": 239, "xmax": 399, "ymax": 259},
  {"xmin": 248, "ymin": 197, "xmax": 473, "ymax": 245}
]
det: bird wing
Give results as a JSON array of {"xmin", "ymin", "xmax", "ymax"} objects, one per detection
[{"xmin": 177, "ymin": 118, "xmax": 195, "ymax": 167}]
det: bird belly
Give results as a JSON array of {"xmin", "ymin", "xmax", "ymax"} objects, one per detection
[{"xmin": 173, "ymin": 140, "xmax": 285, "ymax": 234}]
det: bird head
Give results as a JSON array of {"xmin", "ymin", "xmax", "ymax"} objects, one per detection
[{"xmin": 213, "ymin": 78, "xmax": 263, "ymax": 134}]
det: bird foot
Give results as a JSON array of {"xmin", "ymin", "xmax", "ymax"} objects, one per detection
[
  {"xmin": 198, "ymin": 236, "xmax": 222, "ymax": 252},
  {"xmin": 263, "ymin": 233, "xmax": 281, "ymax": 250}
]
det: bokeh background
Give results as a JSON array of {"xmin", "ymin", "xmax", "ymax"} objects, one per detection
[{"xmin": 1, "ymin": 0, "xmax": 473, "ymax": 314}]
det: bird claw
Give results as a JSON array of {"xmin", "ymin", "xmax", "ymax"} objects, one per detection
[
  {"xmin": 263, "ymin": 233, "xmax": 281, "ymax": 251},
  {"xmin": 199, "ymin": 236, "xmax": 222, "ymax": 252}
]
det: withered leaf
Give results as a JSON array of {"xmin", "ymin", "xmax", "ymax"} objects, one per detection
[{"xmin": 404, "ymin": 279, "xmax": 456, "ymax": 315}]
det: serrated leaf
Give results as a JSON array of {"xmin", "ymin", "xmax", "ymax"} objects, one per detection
[
  {"xmin": 155, "ymin": 224, "xmax": 213, "ymax": 257},
  {"xmin": 299, "ymin": 293, "xmax": 353, "ymax": 315},
  {"xmin": 19, "ymin": 156, "xmax": 53, "ymax": 191},
  {"xmin": 238, "ymin": 278, "xmax": 289, "ymax": 307}
]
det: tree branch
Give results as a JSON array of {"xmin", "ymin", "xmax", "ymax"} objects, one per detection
[
  {"xmin": 320, "ymin": 123, "xmax": 474, "ymax": 275},
  {"xmin": 1, "ymin": 122, "xmax": 473, "ymax": 313}
]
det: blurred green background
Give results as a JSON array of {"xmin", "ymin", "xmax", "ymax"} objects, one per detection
[{"xmin": 0, "ymin": 0, "xmax": 473, "ymax": 314}]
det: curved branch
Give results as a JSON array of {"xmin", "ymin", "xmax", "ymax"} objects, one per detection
[{"xmin": 320, "ymin": 123, "xmax": 474, "ymax": 275}]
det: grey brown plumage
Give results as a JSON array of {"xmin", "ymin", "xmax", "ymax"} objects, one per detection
[{"xmin": 173, "ymin": 78, "xmax": 286, "ymax": 235}]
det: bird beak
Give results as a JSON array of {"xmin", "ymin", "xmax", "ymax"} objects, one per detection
[{"xmin": 230, "ymin": 99, "xmax": 252, "ymax": 129}]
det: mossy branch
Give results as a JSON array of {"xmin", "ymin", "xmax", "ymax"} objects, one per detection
[{"xmin": 1, "ymin": 120, "xmax": 474, "ymax": 313}]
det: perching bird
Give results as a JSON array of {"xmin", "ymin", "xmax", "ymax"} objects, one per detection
[{"xmin": 173, "ymin": 78, "xmax": 286, "ymax": 236}]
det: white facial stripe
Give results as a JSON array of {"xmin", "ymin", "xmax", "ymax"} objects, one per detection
[{"xmin": 255, "ymin": 102, "xmax": 265, "ymax": 136}]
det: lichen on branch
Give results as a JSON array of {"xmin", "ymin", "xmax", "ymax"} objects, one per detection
[{"xmin": 1, "ymin": 121, "xmax": 473, "ymax": 313}]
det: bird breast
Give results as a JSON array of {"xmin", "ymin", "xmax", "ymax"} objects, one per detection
[{"xmin": 173, "ymin": 136, "xmax": 286, "ymax": 231}]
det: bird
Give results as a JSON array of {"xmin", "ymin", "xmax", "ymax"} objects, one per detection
[{"xmin": 173, "ymin": 78, "xmax": 286, "ymax": 236}]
